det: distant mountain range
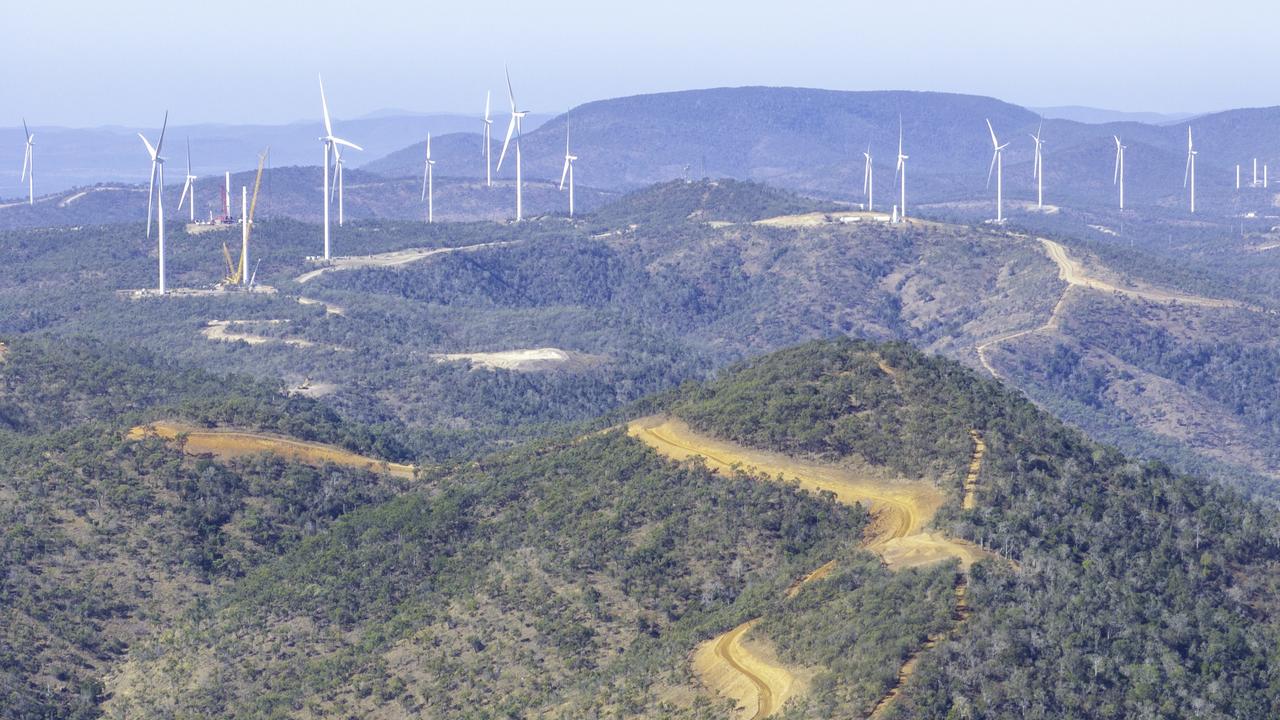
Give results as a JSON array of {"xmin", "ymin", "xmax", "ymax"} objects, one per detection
[
  {"xmin": 364, "ymin": 88, "xmax": 1280, "ymax": 213},
  {"xmin": 1031, "ymin": 105, "xmax": 1199, "ymax": 125},
  {"xmin": 5, "ymin": 87, "xmax": 1280, "ymax": 219},
  {"xmin": 0, "ymin": 113, "xmax": 553, "ymax": 195}
]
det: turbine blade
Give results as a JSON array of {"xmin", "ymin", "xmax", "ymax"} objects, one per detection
[
  {"xmin": 186, "ymin": 137, "xmax": 192, "ymax": 175},
  {"xmin": 560, "ymin": 157, "xmax": 570, "ymax": 190},
  {"xmin": 1184, "ymin": 153, "xmax": 1192, "ymax": 188},
  {"xmin": 986, "ymin": 118, "xmax": 998, "ymax": 148},
  {"xmin": 139, "ymin": 133, "xmax": 157, "ymax": 161},
  {"xmin": 496, "ymin": 116, "xmax": 516, "ymax": 171},
  {"xmin": 20, "ymin": 147, "xmax": 29, "ymax": 182},
  {"xmin": 331, "ymin": 137, "xmax": 363, "ymax": 151},
  {"xmin": 505, "ymin": 65, "xmax": 516, "ymax": 110},
  {"xmin": 987, "ymin": 151, "xmax": 997, "ymax": 189},
  {"xmin": 319, "ymin": 74, "xmax": 334, "ymax": 137},
  {"xmin": 155, "ymin": 112, "xmax": 168, "ymax": 156},
  {"xmin": 23, "ymin": 118, "xmax": 30, "ymax": 141},
  {"xmin": 1114, "ymin": 148, "xmax": 1121, "ymax": 185},
  {"xmin": 427, "ymin": 150, "xmax": 437, "ymax": 202},
  {"xmin": 145, "ymin": 161, "xmax": 157, "ymax": 237},
  {"xmin": 485, "ymin": 90, "xmax": 491, "ymax": 121},
  {"xmin": 178, "ymin": 177, "xmax": 191, "ymax": 209}
]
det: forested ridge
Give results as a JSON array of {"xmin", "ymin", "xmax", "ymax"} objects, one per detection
[
  {"xmin": 0, "ymin": 337, "xmax": 414, "ymax": 718},
  {"xmin": 87, "ymin": 337, "xmax": 1280, "ymax": 718}
]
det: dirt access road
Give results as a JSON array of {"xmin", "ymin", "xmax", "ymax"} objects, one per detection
[
  {"xmin": 976, "ymin": 238, "xmax": 1252, "ymax": 379},
  {"xmin": 128, "ymin": 421, "xmax": 415, "ymax": 479},
  {"xmin": 628, "ymin": 416, "xmax": 988, "ymax": 718},
  {"xmin": 294, "ymin": 240, "xmax": 519, "ymax": 284}
]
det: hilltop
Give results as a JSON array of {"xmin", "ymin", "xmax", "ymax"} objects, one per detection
[
  {"xmin": 365, "ymin": 87, "xmax": 1280, "ymax": 214},
  {"xmin": 102, "ymin": 338, "xmax": 1280, "ymax": 718},
  {"xmin": 0, "ymin": 178, "xmax": 1278, "ymax": 497}
]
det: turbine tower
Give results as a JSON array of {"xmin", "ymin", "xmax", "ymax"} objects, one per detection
[
  {"xmin": 1030, "ymin": 120, "xmax": 1044, "ymax": 210},
  {"xmin": 19, "ymin": 120, "xmax": 34, "ymax": 205},
  {"xmin": 139, "ymin": 112, "xmax": 169, "ymax": 295},
  {"xmin": 560, "ymin": 114, "xmax": 577, "ymax": 217},
  {"xmin": 483, "ymin": 91, "xmax": 493, "ymax": 187},
  {"xmin": 862, "ymin": 144, "xmax": 873, "ymax": 212},
  {"xmin": 496, "ymin": 66, "xmax": 528, "ymax": 222},
  {"xmin": 895, "ymin": 117, "xmax": 908, "ymax": 222},
  {"xmin": 1113, "ymin": 136, "xmax": 1126, "ymax": 210},
  {"xmin": 985, "ymin": 119, "xmax": 1009, "ymax": 223},
  {"xmin": 421, "ymin": 133, "xmax": 436, "ymax": 223},
  {"xmin": 318, "ymin": 75, "xmax": 362, "ymax": 260},
  {"xmin": 1184, "ymin": 126, "xmax": 1196, "ymax": 214},
  {"xmin": 177, "ymin": 138, "xmax": 198, "ymax": 222}
]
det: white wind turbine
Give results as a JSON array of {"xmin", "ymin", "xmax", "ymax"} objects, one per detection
[
  {"xmin": 318, "ymin": 75, "xmax": 362, "ymax": 259},
  {"xmin": 862, "ymin": 144, "xmax": 873, "ymax": 212},
  {"xmin": 177, "ymin": 138, "xmax": 198, "ymax": 222},
  {"xmin": 19, "ymin": 120, "xmax": 34, "ymax": 205},
  {"xmin": 1030, "ymin": 120, "xmax": 1045, "ymax": 210},
  {"xmin": 483, "ymin": 91, "xmax": 493, "ymax": 187},
  {"xmin": 1113, "ymin": 136, "xmax": 1126, "ymax": 210},
  {"xmin": 1184, "ymin": 126, "xmax": 1196, "ymax": 213},
  {"xmin": 139, "ymin": 112, "xmax": 169, "ymax": 295},
  {"xmin": 895, "ymin": 117, "xmax": 908, "ymax": 222},
  {"xmin": 421, "ymin": 133, "xmax": 436, "ymax": 223},
  {"xmin": 985, "ymin": 119, "xmax": 1009, "ymax": 223},
  {"xmin": 560, "ymin": 115, "xmax": 577, "ymax": 217},
  {"xmin": 496, "ymin": 66, "xmax": 528, "ymax": 222}
]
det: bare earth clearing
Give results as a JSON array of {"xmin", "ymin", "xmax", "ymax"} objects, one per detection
[
  {"xmin": 628, "ymin": 416, "xmax": 989, "ymax": 718},
  {"xmin": 128, "ymin": 421, "xmax": 415, "ymax": 479},
  {"xmin": 430, "ymin": 348, "xmax": 572, "ymax": 371},
  {"xmin": 294, "ymin": 240, "xmax": 519, "ymax": 283},
  {"xmin": 200, "ymin": 320, "xmax": 316, "ymax": 348}
]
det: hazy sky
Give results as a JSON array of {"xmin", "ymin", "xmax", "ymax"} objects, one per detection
[{"xmin": 6, "ymin": 0, "xmax": 1278, "ymax": 127}]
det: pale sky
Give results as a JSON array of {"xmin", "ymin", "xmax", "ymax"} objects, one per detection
[{"xmin": 5, "ymin": 0, "xmax": 1277, "ymax": 127}]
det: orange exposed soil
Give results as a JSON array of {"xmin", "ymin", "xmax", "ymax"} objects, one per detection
[
  {"xmin": 628, "ymin": 416, "xmax": 989, "ymax": 717},
  {"xmin": 128, "ymin": 421, "xmax": 415, "ymax": 479}
]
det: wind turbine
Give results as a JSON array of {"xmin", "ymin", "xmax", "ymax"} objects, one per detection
[
  {"xmin": 862, "ymin": 144, "xmax": 873, "ymax": 212},
  {"xmin": 1030, "ymin": 120, "xmax": 1044, "ymax": 210},
  {"xmin": 177, "ymin": 138, "xmax": 198, "ymax": 222},
  {"xmin": 1184, "ymin": 126, "xmax": 1197, "ymax": 214},
  {"xmin": 560, "ymin": 115, "xmax": 577, "ymax": 217},
  {"xmin": 19, "ymin": 120, "xmax": 33, "ymax": 205},
  {"xmin": 330, "ymin": 143, "xmax": 346, "ymax": 226},
  {"xmin": 1113, "ymin": 136, "xmax": 1126, "ymax": 210},
  {"xmin": 318, "ymin": 74, "xmax": 362, "ymax": 260},
  {"xmin": 496, "ymin": 66, "xmax": 528, "ymax": 222},
  {"xmin": 986, "ymin": 119, "xmax": 1009, "ymax": 223},
  {"xmin": 139, "ymin": 112, "xmax": 169, "ymax": 295},
  {"xmin": 421, "ymin": 133, "xmax": 435, "ymax": 223},
  {"xmin": 483, "ymin": 91, "xmax": 493, "ymax": 187},
  {"xmin": 894, "ymin": 117, "xmax": 908, "ymax": 222}
]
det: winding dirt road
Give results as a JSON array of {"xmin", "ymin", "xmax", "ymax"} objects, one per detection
[
  {"xmin": 976, "ymin": 238, "xmax": 1251, "ymax": 379},
  {"xmin": 628, "ymin": 416, "xmax": 988, "ymax": 717}
]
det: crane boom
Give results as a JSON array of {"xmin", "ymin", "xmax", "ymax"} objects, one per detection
[{"xmin": 239, "ymin": 148, "xmax": 269, "ymax": 283}]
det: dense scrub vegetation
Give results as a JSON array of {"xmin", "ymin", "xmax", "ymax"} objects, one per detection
[
  {"xmin": 0, "ymin": 337, "xmax": 412, "ymax": 718},
  {"xmin": 107, "ymin": 430, "xmax": 881, "ymax": 718},
  {"xmin": 666, "ymin": 338, "xmax": 1280, "ymax": 718}
]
